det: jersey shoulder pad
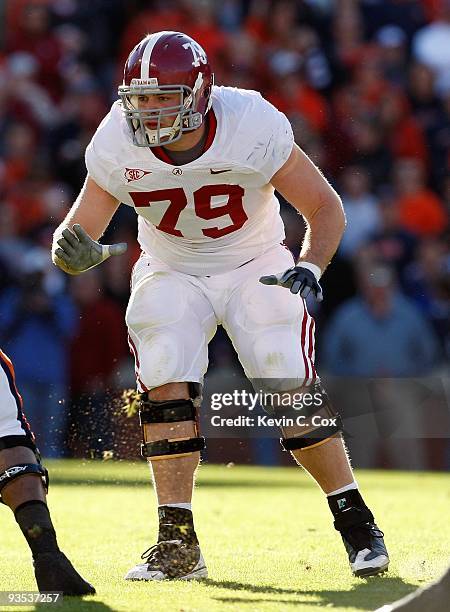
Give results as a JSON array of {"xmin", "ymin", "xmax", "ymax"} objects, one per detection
[
  {"xmin": 85, "ymin": 101, "xmax": 129, "ymax": 192},
  {"xmin": 213, "ymin": 86, "xmax": 294, "ymax": 182}
]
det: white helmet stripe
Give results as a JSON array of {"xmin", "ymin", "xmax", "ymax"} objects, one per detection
[{"xmin": 140, "ymin": 31, "xmax": 177, "ymax": 80}]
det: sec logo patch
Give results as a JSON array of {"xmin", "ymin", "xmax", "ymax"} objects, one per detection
[{"xmin": 124, "ymin": 168, "xmax": 152, "ymax": 183}]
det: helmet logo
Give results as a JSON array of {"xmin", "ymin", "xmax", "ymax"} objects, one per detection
[
  {"xmin": 182, "ymin": 41, "xmax": 207, "ymax": 67},
  {"xmin": 172, "ymin": 168, "xmax": 183, "ymax": 175}
]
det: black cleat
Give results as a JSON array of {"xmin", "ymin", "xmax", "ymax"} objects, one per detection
[
  {"xmin": 124, "ymin": 540, "xmax": 208, "ymax": 581},
  {"xmin": 340, "ymin": 520, "xmax": 389, "ymax": 577},
  {"xmin": 328, "ymin": 489, "xmax": 389, "ymax": 577},
  {"xmin": 34, "ymin": 551, "xmax": 96, "ymax": 595}
]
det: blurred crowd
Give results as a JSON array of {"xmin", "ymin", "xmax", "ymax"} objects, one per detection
[{"xmin": 0, "ymin": 0, "xmax": 448, "ymax": 467}]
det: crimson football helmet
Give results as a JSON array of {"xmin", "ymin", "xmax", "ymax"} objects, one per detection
[{"xmin": 118, "ymin": 31, "xmax": 214, "ymax": 147}]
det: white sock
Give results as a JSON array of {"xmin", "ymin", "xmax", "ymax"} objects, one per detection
[
  {"xmin": 160, "ymin": 503, "xmax": 192, "ymax": 511},
  {"xmin": 327, "ymin": 481, "xmax": 358, "ymax": 497}
]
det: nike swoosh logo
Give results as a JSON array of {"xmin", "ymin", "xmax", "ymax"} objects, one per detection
[{"xmin": 210, "ymin": 168, "xmax": 232, "ymax": 174}]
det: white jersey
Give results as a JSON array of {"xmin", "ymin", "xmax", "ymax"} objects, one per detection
[
  {"xmin": 85, "ymin": 86, "xmax": 294, "ymax": 275},
  {"xmin": 0, "ymin": 349, "xmax": 33, "ymax": 440}
]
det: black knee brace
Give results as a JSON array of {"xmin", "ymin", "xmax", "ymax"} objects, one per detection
[
  {"xmin": 279, "ymin": 382, "xmax": 343, "ymax": 451},
  {"xmin": 139, "ymin": 383, "xmax": 205, "ymax": 460},
  {"xmin": 0, "ymin": 435, "xmax": 49, "ymax": 503}
]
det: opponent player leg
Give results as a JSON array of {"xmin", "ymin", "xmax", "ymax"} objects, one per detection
[
  {"xmin": 375, "ymin": 564, "xmax": 450, "ymax": 611},
  {"xmin": 0, "ymin": 351, "xmax": 95, "ymax": 595},
  {"xmin": 124, "ymin": 265, "xmax": 215, "ymax": 580},
  {"xmin": 224, "ymin": 247, "xmax": 389, "ymax": 577}
]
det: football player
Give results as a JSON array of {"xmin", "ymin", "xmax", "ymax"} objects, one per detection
[
  {"xmin": 0, "ymin": 348, "xmax": 95, "ymax": 595},
  {"xmin": 52, "ymin": 31, "xmax": 389, "ymax": 581}
]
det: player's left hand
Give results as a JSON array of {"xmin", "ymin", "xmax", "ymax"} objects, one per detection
[{"xmin": 259, "ymin": 266, "xmax": 323, "ymax": 301}]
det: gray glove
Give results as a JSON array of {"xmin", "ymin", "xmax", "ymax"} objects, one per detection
[
  {"xmin": 259, "ymin": 266, "xmax": 323, "ymax": 302},
  {"xmin": 54, "ymin": 224, "xmax": 127, "ymax": 274}
]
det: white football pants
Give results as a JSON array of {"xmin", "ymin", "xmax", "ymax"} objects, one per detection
[{"xmin": 126, "ymin": 244, "xmax": 316, "ymax": 391}]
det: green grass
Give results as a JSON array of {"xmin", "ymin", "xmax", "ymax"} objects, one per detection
[{"xmin": 1, "ymin": 460, "xmax": 449, "ymax": 611}]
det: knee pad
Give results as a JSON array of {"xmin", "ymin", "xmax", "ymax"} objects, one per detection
[
  {"xmin": 0, "ymin": 435, "xmax": 49, "ymax": 503},
  {"xmin": 138, "ymin": 331, "xmax": 183, "ymax": 388},
  {"xmin": 278, "ymin": 382, "xmax": 343, "ymax": 451},
  {"xmin": 139, "ymin": 383, "xmax": 205, "ymax": 460}
]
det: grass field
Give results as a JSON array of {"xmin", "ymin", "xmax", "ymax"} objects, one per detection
[{"xmin": 1, "ymin": 460, "xmax": 449, "ymax": 612}]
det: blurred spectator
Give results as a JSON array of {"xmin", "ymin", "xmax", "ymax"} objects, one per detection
[
  {"xmin": 404, "ymin": 238, "xmax": 450, "ymax": 360},
  {"xmin": 412, "ymin": 0, "xmax": 450, "ymax": 95},
  {"xmin": 5, "ymin": 51, "xmax": 59, "ymax": 129},
  {"xmin": 220, "ymin": 31, "xmax": 260, "ymax": 89},
  {"xmin": 323, "ymin": 264, "xmax": 439, "ymax": 377},
  {"xmin": 348, "ymin": 117, "xmax": 393, "ymax": 187},
  {"xmin": 1, "ymin": 122, "xmax": 37, "ymax": 195},
  {"xmin": 393, "ymin": 157, "xmax": 447, "ymax": 237},
  {"xmin": 378, "ymin": 91, "xmax": 428, "ymax": 165},
  {"xmin": 69, "ymin": 269, "xmax": 127, "ymax": 397},
  {"xmin": 5, "ymin": 162, "xmax": 71, "ymax": 238},
  {"xmin": 359, "ymin": 0, "xmax": 426, "ymax": 40},
  {"xmin": 294, "ymin": 26, "xmax": 333, "ymax": 91},
  {"xmin": 426, "ymin": 91, "xmax": 450, "ymax": 185},
  {"xmin": 375, "ymin": 24, "xmax": 408, "ymax": 88},
  {"xmin": 338, "ymin": 165, "xmax": 381, "ymax": 258},
  {"xmin": 264, "ymin": 0, "xmax": 299, "ymax": 46},
  {"xmin": 217, "ymin": 0, "xmax": 244, "ymax": 32},
  {"xmin": 5, "ymin": 2, "xmax": 64, "ymax": 100},
  {"xmin": 68, "ymin": 269, "xmax": 128, "ymax": 456},
  {"xmin": 0, "ymin": 248, "xmax": 77, "ymax": 457},
  {"xmin": 408, "ymin": 62, "xmax": 443, "ymax": 130},
  {"xmin": 0, "ymin": 203, "xmax": 32, "ymax": 275},
  {"xmin": 49, "ymin": 88, "xmax": 109, "ymax": 193},
  {"xmin": 443, "ymin": 174, "xmax": 450, "ymax": 216},
  {"xmin": 51, "ymin": 0, "xmax": 124, "ymax": 94},
  {"xmin": 323, "ymin": 263, "xmax": 440, "ymax": 470},
  {"xmin": 332, "ymin": 0, "xmax": 366, "ymax": 69},
  {"xmin": 367, "ymin": 194, "xmax": 417, "ymax": 283}
]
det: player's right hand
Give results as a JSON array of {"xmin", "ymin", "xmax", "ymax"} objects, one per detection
[{"xmin": 53, "ymin": 224, "xmax": 127, "ymax": 275}]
